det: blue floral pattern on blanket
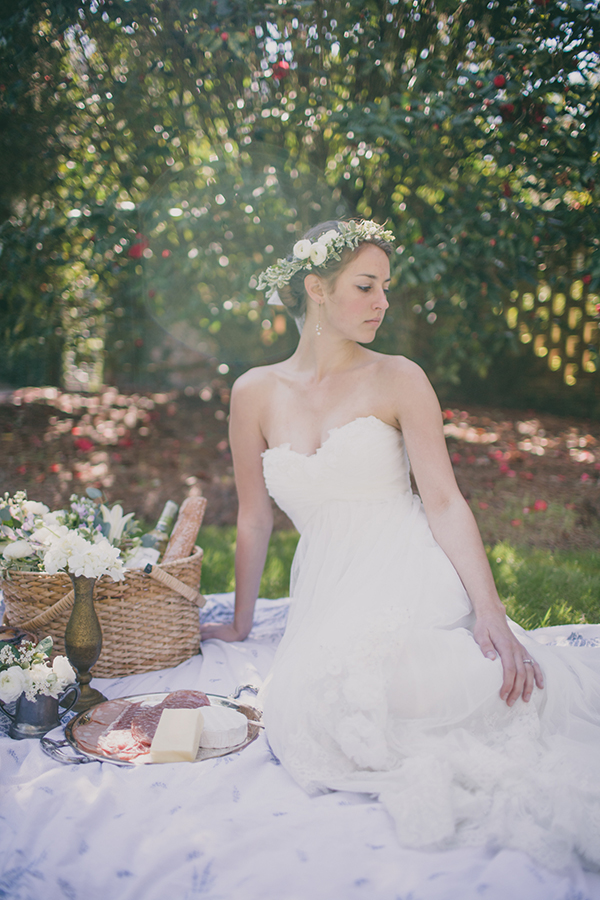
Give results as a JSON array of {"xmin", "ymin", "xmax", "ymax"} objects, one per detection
[{"xmin": 201, "ymin": 593, "xmax": 290, "ymax": 644}]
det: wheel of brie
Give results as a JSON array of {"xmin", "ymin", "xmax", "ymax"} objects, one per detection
[{"xmin": 198, "ymin": 705, "xmax": 248, "ymax": 749}]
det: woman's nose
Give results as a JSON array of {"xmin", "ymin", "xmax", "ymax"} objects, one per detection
[{"xmin": 374, "ymin": 288, "xmax": 389, "ymax": 310}]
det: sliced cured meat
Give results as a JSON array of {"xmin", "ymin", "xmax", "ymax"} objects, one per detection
[
  {"xmin": 109, "ymin": 701, "xmax": 142, "ymax": 731},
  {"xmin": 161, "ymin": 690, "xmax": 210, "ymax": 709},
  {"xmin": 131, "ymin": 705, "xmax": 164, "ymax": 745},
  {"xmin": 72, "ymin": 721, "xmax": 107, "ymax": 754},
  {"xmin": 86, "ymin": 698, "xmax": 133, "ymax": 726},
  {"xmin": 98, "ymin": 728, "xmax": 148, "ymax": 761}
]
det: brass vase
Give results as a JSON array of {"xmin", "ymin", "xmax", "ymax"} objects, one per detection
[{"xmin": 65, "ymin": 574, "xmax": 107, "ymax": 712}]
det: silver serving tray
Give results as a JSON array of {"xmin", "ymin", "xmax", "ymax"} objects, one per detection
[{"xmin": 41, "ymin": 690, "xmax": 262, "ymax": 766}]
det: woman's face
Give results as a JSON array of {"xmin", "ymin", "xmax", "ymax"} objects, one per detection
[{"xmin": 321, "ymin": 243, "xmax": 391, "ymax": 343}]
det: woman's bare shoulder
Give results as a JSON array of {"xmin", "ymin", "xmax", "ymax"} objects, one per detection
[
  {"xmin": 232, "ymin": 362, "xmax": 286, "ymax": 396},
  {"xmin": 373, "ymin": 353, "xmax": 431, "ymax": 388}
]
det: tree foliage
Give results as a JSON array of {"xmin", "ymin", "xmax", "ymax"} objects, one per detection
[{"xmin": 0, "ymin": 0, "xmax": 598, "ymax": 399}]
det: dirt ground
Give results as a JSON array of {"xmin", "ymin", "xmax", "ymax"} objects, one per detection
[{"xmin": 1, "ymin": 386, "xmax": 600, "ymax": 550}]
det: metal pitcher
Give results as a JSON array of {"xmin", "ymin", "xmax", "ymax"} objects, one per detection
[{"xmin": 0, "ymin": 685, "xmax": 80, "ymax": 740}]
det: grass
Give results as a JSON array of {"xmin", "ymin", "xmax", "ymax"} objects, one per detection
[
  {"xmin": 197, "ymin": 527, "xmax": 600, "ymax": 629},
  {"xmin": 198, "ymin": 526, "xmax": 299, "ymax": 598},
  {"xmin": 488, "ymin": 541, "xmax": 600, "ymax": 628}
]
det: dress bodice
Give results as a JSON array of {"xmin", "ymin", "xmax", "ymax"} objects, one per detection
[{"xmin": 262, "ymin": 416, "xmax": 411, "ymax": 532}]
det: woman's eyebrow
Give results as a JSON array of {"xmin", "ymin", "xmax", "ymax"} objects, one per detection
[{"xmin": 357, "ymin": 273, "xmax": 392, "ymax": 282}]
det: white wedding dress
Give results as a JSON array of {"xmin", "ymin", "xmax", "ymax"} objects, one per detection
[{"xmin": 260, "ymin": 416, "xmax": 600, "ymax": 870}]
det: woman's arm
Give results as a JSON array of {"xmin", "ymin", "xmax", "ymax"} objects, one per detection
[
  {"xmin": 199, "ymin": 374, "xmax": 273, "ymax": 642},
  {"xmin": 393, "ymin": 360, "xmax": 544, "ymax": 706}
]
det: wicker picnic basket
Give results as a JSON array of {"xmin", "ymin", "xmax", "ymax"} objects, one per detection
[{"xmin": 0, "ymin": 547, "xmax": 205, "ymax": 678}]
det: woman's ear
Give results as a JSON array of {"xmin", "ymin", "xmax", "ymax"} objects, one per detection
[{"xmin": 304, "ymin": 273, "xmax": 325, "ymax": 304}]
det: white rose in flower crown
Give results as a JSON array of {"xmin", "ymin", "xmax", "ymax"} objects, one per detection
[
  {"xmin": 2, "ymin": 540, "xmax": 35, "ymax": 560},
  {"xmin": 320, "ymin": 230, "xmax": 339, "ymax": 245},
  {"xmin": 292, "ymin": 239, "xmax": 312, "ymax": 259},
  {"xmin": 0, "ymin": 666, "xmax": 26, "ymax": 704},
  {"xmin": 309, "ymin": 242, "xmax": 328, "ymax": 266}
]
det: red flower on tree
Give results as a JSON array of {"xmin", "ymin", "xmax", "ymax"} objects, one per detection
[
  {"xmin": 272, "ymin": 60, "xmax": 290, "ymax": 80},
  {"xmin": 74, "ymin": 437, "xmax": 94, "ymax": 452},
  {"xmin": 128, "ymin": 234, "xmax": 149, "ymax": 259}
]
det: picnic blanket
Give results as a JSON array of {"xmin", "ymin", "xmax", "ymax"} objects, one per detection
[{"xmin": 1, "ymin": 593, "xmax": 600, "ymax": 900}]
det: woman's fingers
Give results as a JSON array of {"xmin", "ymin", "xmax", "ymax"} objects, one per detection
[{"xmin": 521, "ymin": 659, "xmax": 536, "ymax": 703}]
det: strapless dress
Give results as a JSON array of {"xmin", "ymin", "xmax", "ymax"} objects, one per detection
[{"xmin": 259, "ymin": 416, "xmax": 600, "ymax": 869}]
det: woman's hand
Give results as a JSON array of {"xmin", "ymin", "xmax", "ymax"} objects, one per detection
[
  {"xmin": 200, "ymin": 621, "xmax": 250, "ymax": 643},
  {"xmin": 473, "ymin": 611, "xmax": 544, "ymax": 706}
]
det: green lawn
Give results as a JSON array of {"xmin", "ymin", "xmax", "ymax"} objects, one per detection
[
  {"xmin": 198, "ymin": 526, "xmax": 299, "ymax": 599},
  {"xmin": 198, "ymin": 527, "xmax": 600, "ymax": 629}
]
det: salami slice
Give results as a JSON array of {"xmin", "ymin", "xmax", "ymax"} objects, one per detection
[
  {"xmin": 86, "ymin": 698, "xmax": 133, "ymax": 726},
  {"xmin": 161, "ymin": 690, "xmax": 210, "ymax": 709},
  {"xmin": 72, "ymin": 721, "xmax": 107, "ymax": 754},
  {"xmin": 131, "ymin": 705, "xmax": 164, "ymax": 745},
  {"xmin": 109, "ymin": 701, "xmax": 142, "ymax": 731}
]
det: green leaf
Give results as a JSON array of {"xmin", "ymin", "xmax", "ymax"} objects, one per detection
[{"xmin": 35, "ymin": 636, "xmax": 54, "ymax": 656}]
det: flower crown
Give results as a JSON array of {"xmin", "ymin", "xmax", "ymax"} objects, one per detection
[{"xmin": 257, "ymin": 220, "xmax": 395, "ymax": 304}]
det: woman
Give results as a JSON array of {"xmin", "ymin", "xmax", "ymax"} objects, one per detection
[{"xmin": 201, "ymin": 220, "xmax": 600, "ymax": 868}]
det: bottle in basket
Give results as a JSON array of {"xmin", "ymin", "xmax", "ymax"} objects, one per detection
[{"xmin": 141, "ymin": 500, "xmax": 179, "ymax": 559}]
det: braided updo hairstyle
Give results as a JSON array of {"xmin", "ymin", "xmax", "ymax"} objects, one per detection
[{"xmin": 276, "ymin": 220, "xmax": 393, "ymax": 324}]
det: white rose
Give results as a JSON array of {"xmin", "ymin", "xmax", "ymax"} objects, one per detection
[
  {"xmin": 52, "ymin": 655, "xmax": 76, "ymax": 687},
  {"xmin": 0, "ymin": 666, "xmax": 26, "ymax": 703},
  {"xmin": 320, "ymin": 230, "xmax": 339, "ymax": 245},
  {"xmin": 3, "ymin": 540, "xmax": 35, "ymax": 560},
  {"xmin": 22, "ymin": 501, "xmax": 50, "ymax": 517},
  {"xmin": 309, "ymin": 242, "xmax": 328, "ymax": 266},
  {"xmin": 292, "ymin": 239, "xmax": 312, "ymax": 260}
]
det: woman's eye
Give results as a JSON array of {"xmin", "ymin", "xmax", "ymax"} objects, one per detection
[{"xmin": 357, "ymin": 285, "xmax": 371, "ymax": 292}]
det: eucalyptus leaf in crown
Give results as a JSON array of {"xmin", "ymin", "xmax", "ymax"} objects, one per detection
[{"xmin": 256, "ymin": 220, "xmax": 395, "ymax": 301}]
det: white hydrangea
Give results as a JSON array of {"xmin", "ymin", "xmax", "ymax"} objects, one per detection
[
  {"xmin": 0, "ymin": 665, "xmax": 26, "ymax": 703},
  {"xmin": 43, "ymin": 531, "xmax": 124, "ymax": 581},
  {"xmin": 31, "ymin": 521, "xmax": 69, "ymax": 545}
]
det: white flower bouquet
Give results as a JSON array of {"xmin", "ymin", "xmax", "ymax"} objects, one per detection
[
  {"xmin": 0, "ymin": 490, "xmax": 139, "ymax": 575},
  {"xmin": 0, "ymin": 636, "xmax": 76, "ymax": 704}
]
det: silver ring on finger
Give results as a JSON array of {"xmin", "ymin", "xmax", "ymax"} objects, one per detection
[{"xmin": 523, "ymin": 658, "xmax": 534, "ymax": 665}]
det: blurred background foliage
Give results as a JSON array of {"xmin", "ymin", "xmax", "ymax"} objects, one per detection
[{"xmin": 0, "ymin": 0, "xmax": 599, "ymax": 413}]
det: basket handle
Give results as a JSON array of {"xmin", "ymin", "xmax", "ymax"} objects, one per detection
[
  {"xmin": 10, "ymin": 557, "xmax": 206, "ymax": 633},
  {"xmin": 144, "ymin": 563, "xmax": 207, "ymax": 608},
  {"xmin": 15, "ymin": 589, "xmax": 76, "ymax": 632}
]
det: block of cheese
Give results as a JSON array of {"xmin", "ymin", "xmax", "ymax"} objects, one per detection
[
  {"xmin": 149, "ymin": 707, "xmax": 205, "ymax": 763},
  {"xmin": 198, "ymin": 705, "xmax": 248, "ymax": 749}
]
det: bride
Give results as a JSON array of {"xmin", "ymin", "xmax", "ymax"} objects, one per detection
[{"xmin": 200, "ymin": 220, "xmax": 600, "ymax": 869}]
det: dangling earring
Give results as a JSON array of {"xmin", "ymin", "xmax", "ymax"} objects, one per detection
[{"xmin": 315, "ymin": 303, "xmax": 323, "ymax": 336}]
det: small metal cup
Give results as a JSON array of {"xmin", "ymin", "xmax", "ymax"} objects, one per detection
[{"xmin": 0, "ymin": 685, "xmax": 80, "ymax": 740}]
